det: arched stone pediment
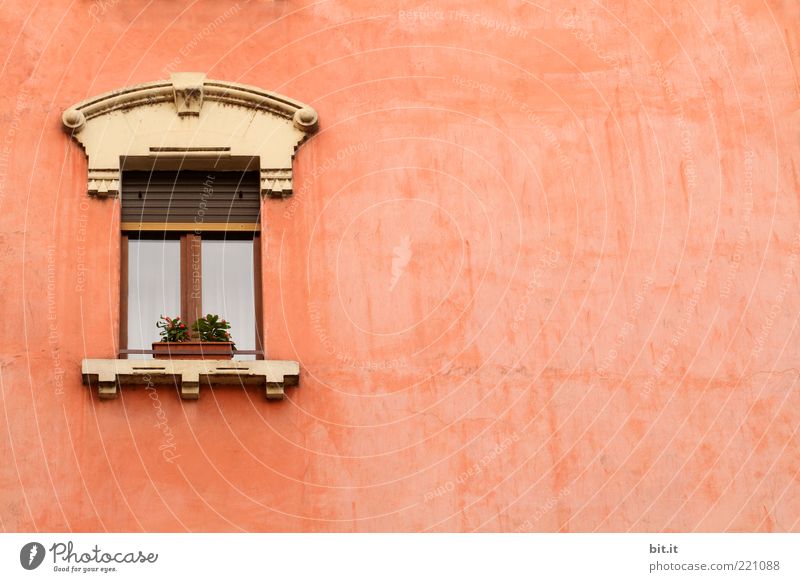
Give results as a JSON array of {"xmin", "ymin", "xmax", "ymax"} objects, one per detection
[{"xmin": 62, "ymin": 72, "xmax": 319, "ymax": 198}]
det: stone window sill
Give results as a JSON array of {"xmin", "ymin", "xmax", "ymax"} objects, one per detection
[{"xmin": 81, "ymin": 359, "xmax": 299, "ymax": 400}]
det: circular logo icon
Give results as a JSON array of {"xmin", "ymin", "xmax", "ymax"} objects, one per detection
[{"xmin": 20, "ymin": 542, "xmax": 45, "ymax": 570}]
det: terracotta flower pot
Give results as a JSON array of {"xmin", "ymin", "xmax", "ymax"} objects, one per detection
[{"xmin": 152, "ymin": 341, "xmax": 234, "ymax": 360}]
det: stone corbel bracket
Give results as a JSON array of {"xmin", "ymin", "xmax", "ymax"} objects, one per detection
[
  {"xmin": 81, "ymin": 359, "xmax": 300, "ymax": 400},
  {"xmin": 62, "ymin": 73, "xmax": 319, "ymax": 198}
]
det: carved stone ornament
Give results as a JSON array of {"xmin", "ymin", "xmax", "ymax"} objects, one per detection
[{"xmin": 62, "ymin": 72, "xmax": 319, "ymax": 198}]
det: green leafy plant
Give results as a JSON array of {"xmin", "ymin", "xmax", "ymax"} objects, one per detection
[
  {"xmin": 156, "ymin": 315, "xmax": 190, "ymax": 342},
  {"xmin": 192, "ymin": 314, "xmax": 235, "ymax": 348}
]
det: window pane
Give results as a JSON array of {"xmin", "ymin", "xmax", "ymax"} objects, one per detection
[
  {"xmin": 202, "ymin": 239, "xmax": 256, "ymax": 360},
  {"xmin": 128, "ymin": 239, "xmax": 181, "ymax": 359}
]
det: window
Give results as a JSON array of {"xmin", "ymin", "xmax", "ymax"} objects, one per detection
[
  {"xmin": 68, "ymin": 73, "xmax": 316, "ymax": 399},
  {"xmin": 120, "ymin": 169, "xmax": 263, "ymax": 360},
  {"xmin": 201, "ymin": 238, "xmax": 257, "ymax": 357},
  {"xmin": 125, "ymin": 236, "xmax": 180, "ymax": 358}
]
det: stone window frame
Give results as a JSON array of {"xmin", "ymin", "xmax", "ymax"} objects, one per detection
[
  {"xmin": 62, "ymin": 72, "xmax": 318, "ymax": 198},
  {"xmin": 65, "ymin": 73, "xmax": 317, "ymax": 400}
]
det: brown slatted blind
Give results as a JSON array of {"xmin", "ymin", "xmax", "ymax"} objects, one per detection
[{"xmin": 121, "ymin": 170, "xmax": 260, "ymax": 223}]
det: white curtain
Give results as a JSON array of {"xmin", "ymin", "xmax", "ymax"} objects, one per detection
[
  {"xmin": 201, "ymin": 240, "xmax": 256, "ymax": 360},
  {"xmin": 127, "ymin": 239, "xmax": 181, "ymax": 359}
]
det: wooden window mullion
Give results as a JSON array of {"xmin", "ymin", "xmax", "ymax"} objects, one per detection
[{"xmin": 181, "ymin": 233, "xmax": 202, "ymax": 335}]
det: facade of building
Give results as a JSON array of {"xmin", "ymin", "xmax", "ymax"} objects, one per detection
[{"xmin": 1, "ymin": 0, "xmax": 799, "ymax": 531}]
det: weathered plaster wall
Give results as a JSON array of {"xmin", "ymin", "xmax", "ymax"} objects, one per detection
[{"xmin": 0, "ymin": 0, "xmax": 798, "ymax": 531}]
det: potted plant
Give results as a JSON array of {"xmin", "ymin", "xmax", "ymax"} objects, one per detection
[
  {"xmin": 192, "ymin": 313, "xmax": 236, "ymax": 359},
  {"xmin": 152, "ymin": 315, "xmax": 191, "ymax": 360},
  {"xmin": 152, "ymin": 314, "xmax": 235, "ymax": 360}
]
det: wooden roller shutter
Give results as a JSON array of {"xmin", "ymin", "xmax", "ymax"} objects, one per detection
[{"xmin": 121, "ymin": 170, "xmax": 260, "ymax": 227}]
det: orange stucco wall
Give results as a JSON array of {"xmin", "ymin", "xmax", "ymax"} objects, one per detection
[{"xmin": 1, "ymin": 0, "xmax": 799, "ymax": 532}]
